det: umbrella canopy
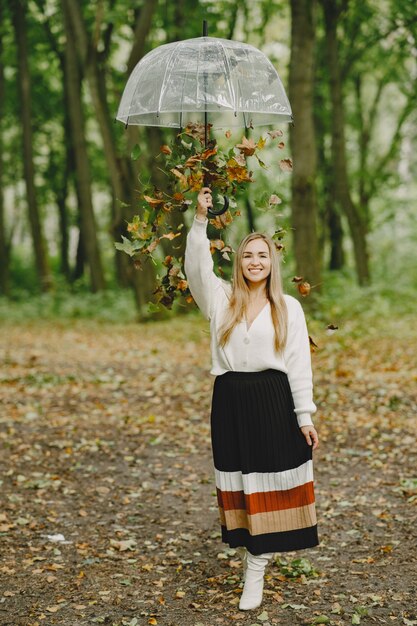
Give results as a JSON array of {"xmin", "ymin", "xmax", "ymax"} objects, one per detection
[{"xmin": 116, "ymin": 36, "xmax": 292, "ymax": 129}]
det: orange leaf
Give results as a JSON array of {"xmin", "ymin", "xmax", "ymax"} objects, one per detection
[
  {"xmin": 210, "ymin": 239, "xmax": 225, "ymax": 252},
  {"xmin": 225, "ymin": 130, "xmax": 232, "ymax": 139},
  {"xmin": 144, "ymin": 195, "xmax": 165, "ymax": 206},
  {"xmin": 160, "ymin": 144, "xmax": 172, "ymax": 155},
  {"xmin": 184, "ymin": 155, "xmax": 202, "ymax": 169},
  {"xmin": 160, "ymin": 232, "xmax": 181, "ymax": 241},
  {"xmin": 201, "ymin": 146, "xmax": 218, "ymax": 160},
  {"xmin": 177, "ymin": 279, "xmax": 188, "ymax": 291},
  {"xmin": 236, "ymin": 136, "xmax": 256, "ymax": 156},
  {"xmin": 297, "ymin": 281, "xmax": 311, "ymax": 296}
]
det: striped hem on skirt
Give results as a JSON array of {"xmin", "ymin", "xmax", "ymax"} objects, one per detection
[{"xmin": 210, "ymin": 369, "xmax": 319, "ymax": 555}]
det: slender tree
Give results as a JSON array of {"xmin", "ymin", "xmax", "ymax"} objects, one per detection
[
  {"xmin": 11, "ymin": 0, "xmax": 51, "ymax": 290},
  {"xmin": 0, "ymin": 4, "xmax": 9, "ymax": 296},
  {"xmin": 289, "ymin": 0, "xmax": 321, "ymax": 290},
  {"xmin": 62, "ymin": 0, "xmax": 159, "ymax": 307},
  {"xmin": 321, "ymin": 0, "xmax": 370, "ymax": 285},
  {"xmin": 61, "ymin": 0, "xmax": 105, "ymax": 292}
]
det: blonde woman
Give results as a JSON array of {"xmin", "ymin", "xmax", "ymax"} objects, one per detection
[{"xmin": 184, "ymin": 188, "xmax": 319, "ymax": 611}]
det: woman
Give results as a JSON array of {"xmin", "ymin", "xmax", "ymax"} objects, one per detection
[{"xmin": 184, "ymin": 188, "xmax": 319, "ymax": 611}]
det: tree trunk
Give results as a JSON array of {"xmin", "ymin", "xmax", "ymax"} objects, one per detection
[
  {"xmin": 64, "ymin": 0, "xmax": 158, "ymax": 308},
  {"xmin": 322, "ymin": 0, "xmax": 370, "ymax": 285},
  {"xmin": 0, "ymin": 10, "xmax": 9, "ymax": 296},
  {"xmin": 327, "ymin": 200, "xmax": 345, "ymax": 270},
  {"xmin": 289, "ymin": 0, "xmax": 321, "ymax": 291},
  {"xmin": 61, "ymin": 0, "xmax": 105, "ymax": 292},
  {"xmin": 12, "ymin": 0, "xmax": 51, "ymax": 291}
]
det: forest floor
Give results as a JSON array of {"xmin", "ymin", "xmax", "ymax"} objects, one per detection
[{"xmin": 0, "ymin": 313, "xmax": 417, "ymax": 626}]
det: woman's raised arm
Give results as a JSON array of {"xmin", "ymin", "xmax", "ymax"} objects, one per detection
[{"xmin": 184, "ymin": 188, "xmax": 228, "ymax": 320}]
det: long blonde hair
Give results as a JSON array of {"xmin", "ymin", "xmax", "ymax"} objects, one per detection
[{"xmin": 219, "ymin": 232, "xmax": 288, "ymax": 352}]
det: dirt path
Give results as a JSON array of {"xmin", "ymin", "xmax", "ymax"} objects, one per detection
[{"xmin": 0, "ymin": 316, "xmax": 416, "ymax": 626}]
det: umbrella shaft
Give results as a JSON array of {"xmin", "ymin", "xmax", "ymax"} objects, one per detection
[{"xmin": 203, "ymin": 20, "xmax": 208, "ymax": 147}]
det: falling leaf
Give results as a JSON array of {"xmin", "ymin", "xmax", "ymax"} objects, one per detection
[
  {"xmin": 292, "ymin": 276, "xmax": 303, "ymax": 283},
  {"xmin": 225, "ymin": 130, "xmax": 232, "ymax": 138},
  {"xmin": 268, "ymin": 194, "xmax": 282, "ymax": 205},
  {"xmin": 226, "ymin": 158, "xmax": 251, "ymax": 183},
  {"xmin": 277, "ymin": 141, "xmax": 285, "ymax": 149},
  {"xmin": 160, "ymin": 232, "xmax": 181, "ymax": 241},
  {"xmin": 236, "ymin": 136, "xmax": 257, "ymax": 156},
  {"xmin": 279, "ymin": 158, "xmax": 293, "ymax": 171},
  {"xmin": 298, "ymin": 281, "xmax": 311, "ymax": 296},
  {"xmin": 130, "ymin": 144, "xmax": 141, "ymax": 160},
  {"xmin": 210, "ymin": 239, "xmax": 225, "ymax": 252},
  {"xmin": 160, "ymin": 145, "xmax": 172, "ymax": 155},
  {"xmin": 309, "ymin": 335, "xmax": 319, "ymax": 351},
  {"xmin": 170, "ymin": 168, "xmax": 188, "ymax": 188},
  {"xmin": 268, "ymin": 129, "xmax": 284, "ymax": 139},
  {"xmin": 201, "ymin": 146, "xmax": 218, "ymax": 160},
  {"xmin": 143, "ymin": 195, "xmax": 165, "ymax": 207}
]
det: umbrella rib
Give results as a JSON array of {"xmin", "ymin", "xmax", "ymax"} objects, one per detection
[
  {"xmin": 157, "ymin": 41, "xmax": 182, "ymax": 118},
  {"xmin": 218, "ymin": 41, "xmax": 237, "ymax": 116},
  {"xmin": 179, "ymin": 62, "xmax": 189, "ymax": 130}
]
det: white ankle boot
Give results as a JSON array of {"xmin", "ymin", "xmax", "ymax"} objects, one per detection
[{"xmin": 239, "ymin": 551, "xmax": 273, "ymax": 611}]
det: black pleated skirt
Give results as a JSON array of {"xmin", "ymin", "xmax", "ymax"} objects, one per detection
[{"xmin": 210, "ymin": 369, "xmax": 319, "ymax": 555}]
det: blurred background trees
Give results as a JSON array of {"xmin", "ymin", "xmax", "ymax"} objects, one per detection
[{"xmin": 0, "ymin": 0, "xmax": 416, "ymax": 318}]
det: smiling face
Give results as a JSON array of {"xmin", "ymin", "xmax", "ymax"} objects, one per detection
[{"xmin": 241, "ymin": 237, "xmax": 272, "ymax": 285}]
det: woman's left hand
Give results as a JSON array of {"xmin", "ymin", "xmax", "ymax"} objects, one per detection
[{"xmin": 300, "ymin": 425, "xmax": 319, "ymax": 450}]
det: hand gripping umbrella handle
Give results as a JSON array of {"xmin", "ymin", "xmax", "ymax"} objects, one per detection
[{"xmin": 208, "ymin": 195, "xmax": 229, "ymax": 216}]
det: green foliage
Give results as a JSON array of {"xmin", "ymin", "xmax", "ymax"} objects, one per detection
[
  {"xmin": 0, "ymin": 289, "xmax": 137, "ymax": 323},
  {"xmin": 275, "ymin": 556, "xmax": 319, "ymax": 579}
]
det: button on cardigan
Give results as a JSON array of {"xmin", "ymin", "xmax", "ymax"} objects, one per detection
[{"xmin": 184, "ymin": 216, "xmax": 317, "ymax": 428}]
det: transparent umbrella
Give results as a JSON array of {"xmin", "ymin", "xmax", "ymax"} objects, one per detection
[{"xmin": 116, "ymin": 23, "xmax": 292, "ymax": 213}]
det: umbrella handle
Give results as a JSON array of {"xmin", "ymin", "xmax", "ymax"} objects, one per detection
[{"xmin": 207, "ymin": 195, "xmax": 229, "ymax": 217}]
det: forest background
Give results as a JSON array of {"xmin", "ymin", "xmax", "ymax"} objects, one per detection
[
  {"xmin": 1, "ymin": 2, "xmax": 417, "ymax": 625},
  {"xmin": 0, "ymin": 0, "xmax": 416, "ymax": 321}
]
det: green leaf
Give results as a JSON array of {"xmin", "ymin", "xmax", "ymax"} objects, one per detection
[
  {"xmin": 131, "ymin": 144, "xmax": 141, "ymax": 160},
  {"xmin": 257, "ymin": 611, "xmax": 269, "ymax": 622},
  {"xmin": 312, "ymin": 617, "xmax": 331, "ymax": 625},
  {"xmin": 352, "ymin": 615, "xmax": 361, "ymax": 625},
  {"xmin": 114, "ymin": 236, "xmax": 143, "ymax": 257},
  {"xmin": 147, "ymin": 302, "xmax": 161, "ymax": 314}
]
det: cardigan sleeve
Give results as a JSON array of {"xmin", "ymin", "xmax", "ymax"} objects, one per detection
[
  {"xmin": 184, "ymin": 217, "xmax": 229, "ymax": 320},
  {"xmin": 283, "ymin": 297, "xmax": 317, "ymax": 428}
]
